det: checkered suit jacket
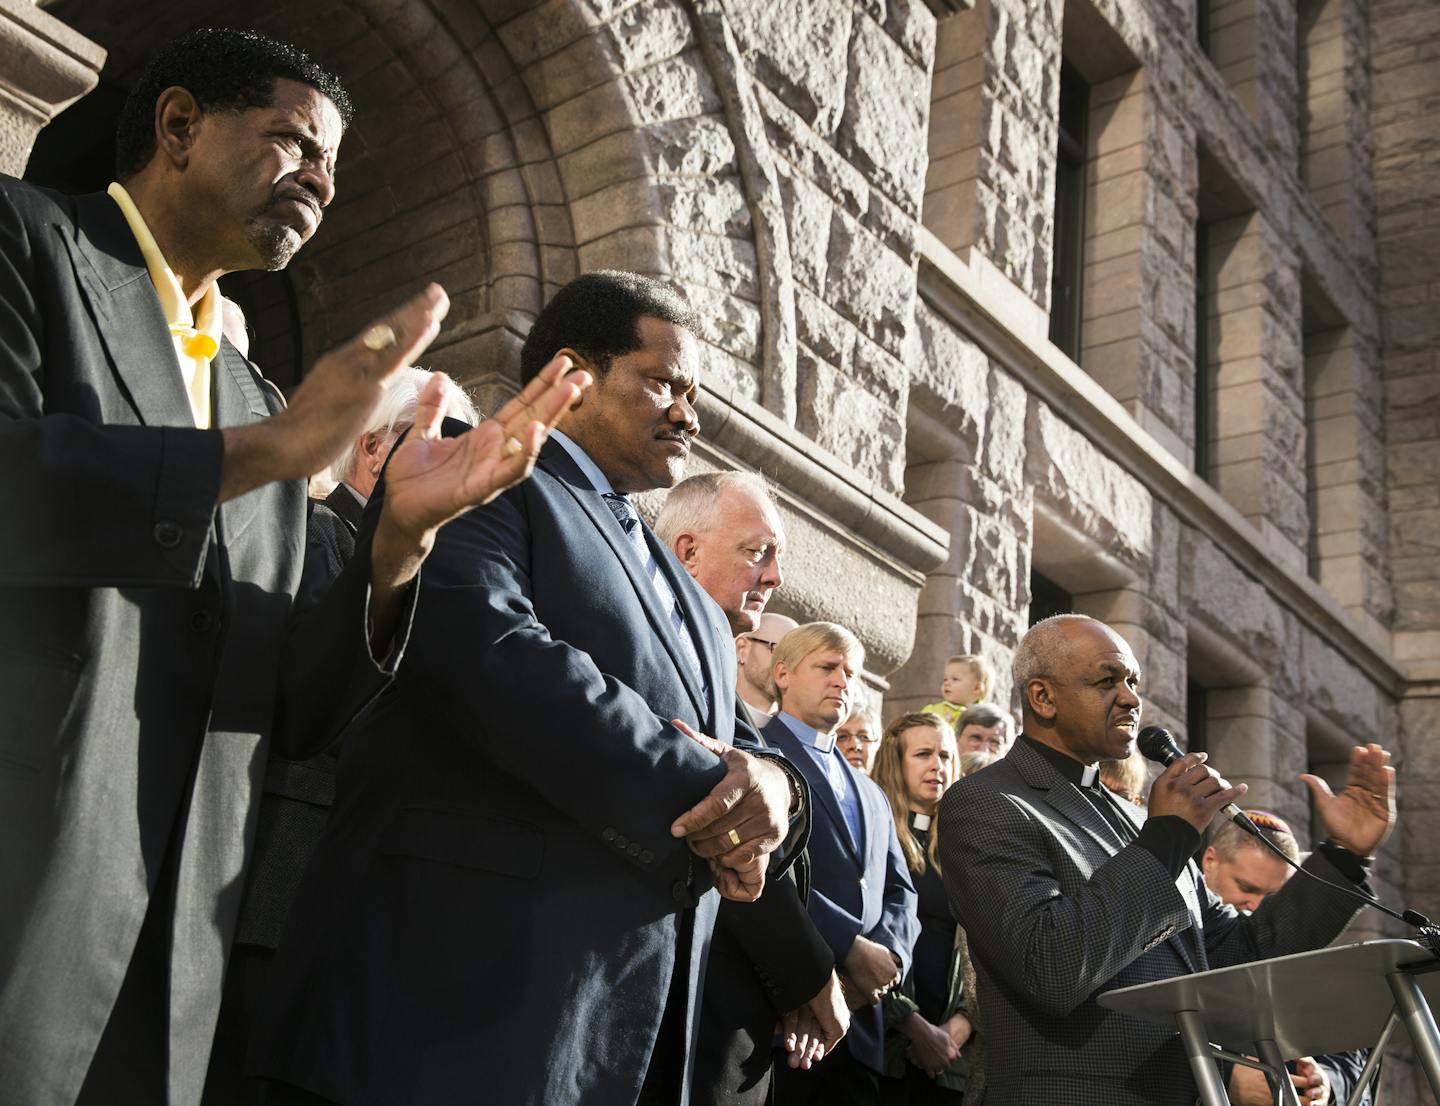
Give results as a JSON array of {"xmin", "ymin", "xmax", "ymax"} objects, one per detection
[{"xmin": 936, "ymin": 738, "xmax": 1364, "ymax": 1106}]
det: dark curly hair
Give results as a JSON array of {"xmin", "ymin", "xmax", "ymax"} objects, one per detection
[
  {"xmin": 519, "ymin": 270, "xmax": 698, "ymax": 384},
  {"xmin": 114, "ymin": 27, "xmax": 353, "ymax": 180}
]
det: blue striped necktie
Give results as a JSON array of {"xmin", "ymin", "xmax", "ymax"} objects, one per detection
[{"xmin": 601, "ymin": 493, "xmax": 705, "ymax": 688}]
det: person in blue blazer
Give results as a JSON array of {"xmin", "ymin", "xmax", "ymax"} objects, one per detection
[
  {"xmin": 253, "ymin": 272, "xmax": 805, "ymax": 1106},
  {"xmin": 763, "ymin": 622, "xmax": 919, "ymax": 1105}
]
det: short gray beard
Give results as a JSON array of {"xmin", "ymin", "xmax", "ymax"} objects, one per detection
[{"xmin": 247, "ymin": 222, "xmax": 302, "ymax": 271}]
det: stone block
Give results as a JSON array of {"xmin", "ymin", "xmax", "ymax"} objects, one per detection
[
  {"xmin": 824, "ymin": 207, "xmax": 917, "ymax": 360},
  {"xmin": 605, "ymin": 0, "xmax": 694, "ymax": 71},
  {"xmin": 837, "ymin": 13, "xmax": 931, "ymax": 216},
  {"xmin": 625, "ymin": 50, "xmax": 720, "ymax": 126},
  {"xmin": 780, "ymin": 167, "xmax": 835, "ymax": 292},
  {"xmin": 497, "ymin": 0, "xmax": 596, "ymax": 67},
  {"xmin": 910, "ymin": 300, "xmax": 990, "ymax": 458},
  {"xmin": 728, "ymin": 0, "xmax": 854, "ymax": 135}
]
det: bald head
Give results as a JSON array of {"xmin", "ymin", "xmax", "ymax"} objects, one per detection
[
  {"xmin": 1013, "ymin": 614, "xmax": 1142, "ymax": 764},
  {"xmin": 736, "ymin": 611, "xmax": 798, "ymax": 711}
]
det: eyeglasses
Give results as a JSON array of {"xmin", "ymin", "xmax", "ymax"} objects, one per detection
[
  {"xmin": 745, "ymin": 636, "xmax": 778, "ymax": 650},
  {"xmin": 838, "ymin": 731, "xmax": 879, "ymax": 745}
]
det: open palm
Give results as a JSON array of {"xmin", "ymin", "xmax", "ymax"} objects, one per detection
[{"xmin": 384, "ymin": 355, "xmax": 588, "ymax": 537}]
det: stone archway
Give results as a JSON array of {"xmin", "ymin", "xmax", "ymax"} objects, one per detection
[{"xmin": 33, "ymin": 0, "xmax": 667, "ymax": 400}]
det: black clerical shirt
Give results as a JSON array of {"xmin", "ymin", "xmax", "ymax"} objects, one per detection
[{"xmin": 1021, "ymin": 736, "xmax": 1199, "ymax": 878}]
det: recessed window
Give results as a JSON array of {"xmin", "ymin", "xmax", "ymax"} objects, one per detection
[{"xmin": 1049, "ymin": 61, "xmax": 1090, "ymax": 362}]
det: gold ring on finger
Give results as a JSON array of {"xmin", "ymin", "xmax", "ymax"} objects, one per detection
[
  {"xmin": 727, "ymin": 828, "xmax": 742, "ymax": 848},
  {"xmin": 503, "ymin": 436, "xmax": 523, "ymax": 457},
  {"xmin": 362, "ymin": 324, "xmax": 397, "ymax": 352}
]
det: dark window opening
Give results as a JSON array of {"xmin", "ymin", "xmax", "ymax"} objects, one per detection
[
  {"xmin": 1194, "ymin": 219, "xmax": 1214, "ymax": 481},
  {"xmin": 1185, "ymin": 681, "xmax": 1208, "ymax": 756},
  {"xmin": 1049, "ymin": 61, "xmax": 1089, "ymax": 363},
  {"xmin": 1029, "ymin": 571, "xmax": 1073, "ymax": 626}
]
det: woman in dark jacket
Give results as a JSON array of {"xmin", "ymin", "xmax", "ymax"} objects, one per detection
[{"xmin": 872, "ymin": 712, "xmax": 971, "ymax": 1105}]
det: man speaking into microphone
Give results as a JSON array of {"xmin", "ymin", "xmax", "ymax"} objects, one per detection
[{"xmin": 935, "ymin": 614, "xmax": 1395, "ymax": 1106}]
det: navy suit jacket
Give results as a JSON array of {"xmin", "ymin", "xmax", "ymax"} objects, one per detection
[
  {"xmin": 255, "ymin": 438, "xmax": 796, "ymax": 1106},
  {"xmin": 762, "ymin": 715, "xmax": 918, "ymax": 1073}
]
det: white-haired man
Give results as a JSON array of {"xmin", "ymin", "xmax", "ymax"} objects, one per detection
[
  {"xmin": 657, "ymin": 473, "xmax": 847, "ymax": 1106},
  {"xmin": 654, "ymin": 470, "xmax": 784, "ymax": 636},
  {"xmin": 205, "ymin": 368, "xmax": 479, "ymax": 1104}
]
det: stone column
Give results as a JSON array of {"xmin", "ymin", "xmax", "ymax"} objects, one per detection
[
  {"xmin": 1204, "ymin": 210, "xmax": 1309, "ymax": 576},
  {"xmin": 0, "ymin": 0, "xmax": 105, "ymax": 177}
]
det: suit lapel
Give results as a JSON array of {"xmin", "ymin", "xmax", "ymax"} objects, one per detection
[
  {"xmin": 649, "ymin": 535, "xmax": 730, "ymax": 733},
  {"xmin": 322, "ymin": 484, "xmax": 366, "ymax": 534},
  {"xmin": 67, "ymin": 192, "xmax": 194, "ymax": 428},
  {"xmin": 765, "ymin": 719, "xmax": 862, "ymax": 867},
  {"xmin": 541, "ymin": 444, "xmax": 709, "ymax": 723},
  {"xmin": 1014, "ymin": 741, "xmax": 1206, "ymax": 974}
]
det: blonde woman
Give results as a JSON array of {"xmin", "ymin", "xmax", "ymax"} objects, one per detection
[{"xmin": 871, "ymin": 713, "xmax": 971, "ymax": 1104}]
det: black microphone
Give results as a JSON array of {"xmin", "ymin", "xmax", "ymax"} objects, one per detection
[
  {"xmin": 1137, "ymin": 726, "xmax": 1440, "ymax": 954},
  {"xmin": 1136, "ymin": 726, "xmax": 1262, "ymax": 839}
]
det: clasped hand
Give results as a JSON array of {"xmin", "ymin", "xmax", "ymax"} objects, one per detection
[{"xmin": 668, "ymin": 720, "xmax": 792, "ymax": 902}]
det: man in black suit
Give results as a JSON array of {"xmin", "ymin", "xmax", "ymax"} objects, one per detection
[
  {"xmin": 0, "ymin": 28, "xmax": 581, "ymax": 1106},
  {"xmin": 255, "ymin": 271, "xmax": 803, "ymax": 1106},
  {"xmin": 205, "ymin": 369, "xmax": 480, "ymax": 1106},
  {"xmin": 656, "ymin": 473, "xmax": 850, "ymax": 1104},
  {"xmin": 936, "ymin": 614, "xmax": 1396, "ymax": 1106}
]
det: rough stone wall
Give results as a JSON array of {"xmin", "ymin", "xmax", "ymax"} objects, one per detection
[
  {"xmin": 0, "ymin": 0, "xmax": 104, "ymax": 176},
  {"xmin": 924, "ymin": 0, "xmax": 1062, "ymax": 305},
  {"xmin": 1373, "ymin": 9, "xmax": 1440, "ymax": 1104}
]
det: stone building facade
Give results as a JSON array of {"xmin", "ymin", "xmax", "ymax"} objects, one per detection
[{"xmin": 6, "ymin": 0, "xmax": 1437, "ymax": 1100}]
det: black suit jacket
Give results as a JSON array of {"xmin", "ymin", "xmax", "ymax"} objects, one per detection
[
  {"xmin": 0, "ymin": 178, "xmax": 397, "ymax": 1106},
  {"xmin": 255, "ymin": 438, "xmax": 799, "ymax": 1106},
  {"xmin": 936, "ymin": 738, "xmax": 1366, "ymax": 1106},
  {"xmin": 235, "ymin": 484, "xmax": 366, "ymax": 950},
  {"xmin": 692, "ymin": 709, "xmax": 835, "ymax": 1106}
]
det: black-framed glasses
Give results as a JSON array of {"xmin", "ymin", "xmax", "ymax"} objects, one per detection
[{"xmin": 745, "ymin": 636, "xmax": 778, "ymax": 650}]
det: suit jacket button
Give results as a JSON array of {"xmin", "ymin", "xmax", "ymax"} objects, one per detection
[
  {"xmin": 627, "ymin": 842, "xmax": 641, "ymax": 858},
  {"xmin": 671, "ymin": 881, "xmax": 688, "ymax": 904},
  {"xmin": 640, "ymin": 849, "xmax": 654, "ymax": 864},
  {"xmin": 615, "ymin": 834, "xmax": 629, "ymax": 850},
  {"xmin": 602, "ymin": 827, "xmax": 617, "ymax": 843},
  {"xmin": 153, "ymin": 520, "xmax": 183, "ymax": 548},
  {"xmin": 189, "ymin": 610, "xmax": 213, "ymax": 633}
]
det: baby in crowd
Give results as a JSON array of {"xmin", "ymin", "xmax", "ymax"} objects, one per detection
[{"xmin": 921, "ymin": 653, "xmax": 996, "ymax": 729}]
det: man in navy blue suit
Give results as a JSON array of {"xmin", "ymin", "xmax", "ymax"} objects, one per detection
[
  {"xmin": 763, "ymin": 622, "xmax": 919, "ymax": 1105},
  {"xmin": 254, "ymin": 271, "xmax": 804, "ymax": 1106}
]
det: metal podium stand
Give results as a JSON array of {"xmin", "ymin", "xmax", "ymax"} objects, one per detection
[{"xmin": 1098, "ymin": 939, "xmax": 1440, "ymax": 1106}]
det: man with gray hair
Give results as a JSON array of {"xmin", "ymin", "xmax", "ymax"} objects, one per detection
[
  {"xmin": 206, "ymin": 367, "xmax": 480, "ymax": 1104},
  {"xmin": 655, "ymin": 470, "xmax": 784, "ymax": 636},
  {"xmin": 954, "ymin": 700, "xmax": 1015, "ymax": 758},
  {"xmin": 937, "ymin": 613, "xmax": 1396, "ymax": 1106},
  {"xmin": 656, "ymin": 471, "xmax": 847, "ymax": 1106}
]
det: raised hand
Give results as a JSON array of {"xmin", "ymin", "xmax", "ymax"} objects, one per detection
[
  {"xmin": 1301, "ymin": 743, "xmax": 1396, "ymax": 858},
  {"xmin": 220, "ymin": 284, "xmax": 450, "ymax": 501},
  {"xmin": 1147, "ymin": 751, "xmax": 1248, "ymax": 834},
  {"xmin": 379, "ymin": 353, "xmax": 589, "ymax": 542},
  {"xmin": 668, "ymin": 720, "xmax": 791, "ymax": 869}
]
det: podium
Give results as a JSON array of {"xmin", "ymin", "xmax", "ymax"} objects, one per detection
[{"xmin": 1099, "ymin": 939, "xmax": 1440, "ymax": 1106}]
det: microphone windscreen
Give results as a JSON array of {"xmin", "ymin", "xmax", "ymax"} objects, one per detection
[{"xmin": 1137, "ymin": 725, "xmax": 1183, "ymax": 766}]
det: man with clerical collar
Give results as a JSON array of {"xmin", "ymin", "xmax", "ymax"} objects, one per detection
[
  {"xmin": 936, "ymin": 613, "xmax": 1397, "ymax": 1106},
  {"xmin": 0, "ymin": 27, "xmax": 582, "ymax": 1106},
  {"xmin": 761, "ymin": 622, "xmax": 918, "ymax": 1105}
]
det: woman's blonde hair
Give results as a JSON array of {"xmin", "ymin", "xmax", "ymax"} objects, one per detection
[{"xmin": 871, "ymin": 712, "xmax": 958, "ymax": 875}]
